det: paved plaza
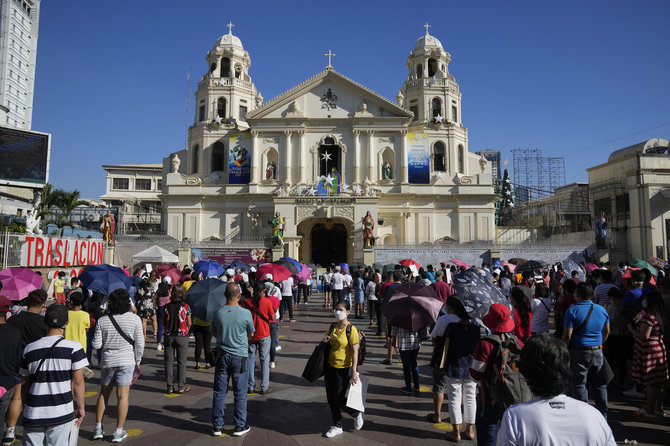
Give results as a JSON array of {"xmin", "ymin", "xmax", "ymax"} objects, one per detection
[{"xmin": 50, "ymin": 294, "xmax": 670, "ymax": 446}]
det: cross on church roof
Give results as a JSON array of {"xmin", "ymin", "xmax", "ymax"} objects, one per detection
[
  {"xmin": 324, "ymin": 49, "xmax": 335, "ymax": 68},
  {"xmin": 423, "ymin": 22, "xmax": 431, "ymax": 35},
  {"xmin": 227, "ymin": 21, "xmax": 235, "ymax": 35}
]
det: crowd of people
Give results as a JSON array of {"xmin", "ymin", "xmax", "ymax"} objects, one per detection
[{"xmin": 0, "ymin": 258, "xmax": 667, "ymax": 445}]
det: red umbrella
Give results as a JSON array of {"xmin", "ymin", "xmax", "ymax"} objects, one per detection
[
  {"xmin": 255, "ymin": 263, "xmax": 292, "ymax": 282},
  {"xmin": 157, "ymin": 264, "xmax": 181, "ymax": 283},
  {"xmin": 399, "ymin": 259, "xmax": 421, "ymax": 268},
  {"xmin": 0, "ymin": 267, "xmax": 45, "ymax": 301},
  {"xmin": 449, "ymin": 259, "xmax": 469, "ymax": 268},
  {"xmin": 382, "ymin": 283, "xmax": 443, "ymax": 331}
]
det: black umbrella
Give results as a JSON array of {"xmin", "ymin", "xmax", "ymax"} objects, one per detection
[
  {"xmin": 515, "ymin": 260, "xmax": 548, "ymax": 274},
  {"xmin": 382, "ymin": 283, "xmax": 443, "ymax": 331},
  {"xmin": 451, "ymin": 267, "xmax": 510, "ymax": 320},
  {"xmin": 274, "ymin": 259, "xmax": 299, "ymax": 275}
]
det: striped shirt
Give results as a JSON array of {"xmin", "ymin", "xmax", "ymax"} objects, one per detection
[
  {"xmin": 92, "ymin": 312, "xmax": 145, "ymax": 368},
  {"xmin": 19, "ymin": 336, "xmax": 88, "ymax": 428}
]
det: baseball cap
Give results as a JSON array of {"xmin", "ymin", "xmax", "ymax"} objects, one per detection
[
  {"xmin": 264, "ymin": 273, "xmax": 273, "ymax": 281},
  {"xmin": 0, "ymin": 295, "xmax": 11, "ymax": 312},
  {"xmin": 44, "ymin": 304, "xmax": 69, "ymax": 328},
  {"xmin": 162, "ymin": 276, "xmax": 172, "ymax": 284},
  {"xmin": 225, "ymin": 268, "xmax": 235, "ymax": 277},
  {"xmin": 250, "ymin": 266, "xmax": 257, "ymax": 273}
]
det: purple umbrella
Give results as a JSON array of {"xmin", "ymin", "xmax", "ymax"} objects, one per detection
[
  {"xmin": 294, "ymin": 264, "xmax": 311, "ymax": 282},
  {"xmin": 382, "ymin": 283, "xmax": 443, "ymax": 331},
  {"xmin": 0, "ymin": 267, "xmax": 44, "ymax": 301}
]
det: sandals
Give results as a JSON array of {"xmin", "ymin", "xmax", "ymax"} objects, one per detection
[
  {"xmin": 177, "ymin": 386, "xmax": 191, "ymax": 393},
  {"xmin": 426, "ymin": 413, "xmax": 441, "ymax": 423},
  {"xmin": 166, "ymin": 386, "xmax": 174, "ymax": 394}
]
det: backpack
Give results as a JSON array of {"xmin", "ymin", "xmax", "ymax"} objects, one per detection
[
  {"xmin": 482, "ymin": 334, "xmax": 532, "ymax": 410},
  {"xmin": 329, "ymin": 322, "xmax": 366, "ymax": 367}
]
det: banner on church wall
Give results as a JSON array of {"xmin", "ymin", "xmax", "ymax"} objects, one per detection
[
  {"xmin": 191, "ymin": 247, "xmax": 271, "ymax": 267},
  {"xmin": 228, "ymin": 133, "xmax": 251, "ymax": 184},
  {"xmin": 407, "ymin": 132, "xmax": 430, "ymax": 184}
]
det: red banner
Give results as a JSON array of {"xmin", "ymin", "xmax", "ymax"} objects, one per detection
[{"xmin": 20, "ymin": 236, "xmax": 104, "ymax": 268}]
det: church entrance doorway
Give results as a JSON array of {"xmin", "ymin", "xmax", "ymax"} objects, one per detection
[{"xmin": 311, "ymin": 222, "xmax": 347, "ymax": 266}]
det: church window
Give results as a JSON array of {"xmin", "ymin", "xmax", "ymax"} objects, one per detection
[
  {"xmin": 458, "ymin": 145, "xmax": 465, "ymax": 174},
  {"xmin": 192, "ymin": 144, "xmax": 199, "ymax": 174},
  {"xmin": 211, "ymin": 142, "xmax": 226, "ymax": 172},
  {"xmin": 431, "ymin": 98, "xmax": 442, "ymax": 119},
  {"xmin": 135, "ymin": 179, "xmax": 151, "ymax": 191},
  {"xmin": 239, "ymin": 105, "xmax": 247, "ymax": 121},
  {"xmin": 220, "ymin": 57, "xmax": 230, "ymax": 77},
  {"xmin": 217, "ymin": 98, "xmax": 226, "ymax": 119},
  {"xmin": 433, "ymin": 142, "xmax": 446, "ymax": 172},
  {"xmin": 199, "ymin": 105, "xmax": 206, "ymax": 122},
  {"xmin": 156, "ymin": 180, "xmax": 163, "ymax": 190},
  {"xmin": 112, "ymin": 178, "xmax": 129, "ymax": 190},
  {"xmin": 319, "ymin": 138, "xmax": 341, "ymax": 177},
  {"xmin": 428, "ymin": 58, "xmax": 438, "ymax": 77},
  {"xmin": 209, "ymin": 62, "xmax": 217, "ymax": 73},
  {"xmin": 452, "ymin": 106, "xmax": 458, "ymax": 123},
  {"xmin": 324, "ymin": 137, "xmax": 335, "ymax": 145},
  {"xmin": 416, "ymin": 64, "xmax": 423, "ymax": 78}
]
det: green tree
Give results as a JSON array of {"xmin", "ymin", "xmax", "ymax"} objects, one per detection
[{"xmin": 54, "ymin": 190, "xmax": 89, "ymax": 236}]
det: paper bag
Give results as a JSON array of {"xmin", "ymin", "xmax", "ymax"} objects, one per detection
[{"xmin": 346, "ymin": 374, "xmax": 369, "ymax": 413}]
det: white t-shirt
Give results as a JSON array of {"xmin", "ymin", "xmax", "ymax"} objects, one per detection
[
  {"xmin": 344, "ymin": 274, "xmax": 352, "ymax": 288},
  {"xmin": 530, "ymin": 297, "xmax": 552, "ymax": 332},
  {"xmin": 331, "ymin": 273, "xmax": 344, "ymax": 290},
  {"xmin": 498, "ymin": 394, "xmax": 616, "ymax": 446},
  {"xmin": 322, "ymin": 272, "xmax": 332, "ymax": 284},
  {"xmin": 280, "ymin": 277, "xmax": 294, "ymax": 296},
  {"xmin": 430, "ymin": 313, "xmax": 459, "ymax": 337}
]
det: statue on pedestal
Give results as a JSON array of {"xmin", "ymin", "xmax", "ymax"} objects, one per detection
[
  {"xmin": 363, "ymin": 210, "xmax": 375, "ymax": 248},
  {"xmin": 266, "ymin": 161, "xmax": 276, "ymax": 180},
  {"xmin": 272, "ymin": 212, "xmax": 286, "ymax": 247},
  {"xmin": 101, "ymin": 210, "xmax": 116, "ymax": 245},
  {"xmin": 382, "ymin": 161, "xmax": 392, "ymax": 180},
  {"xmin": 171, "ymin": 153, "xmax": 181, "ymax": 173}
]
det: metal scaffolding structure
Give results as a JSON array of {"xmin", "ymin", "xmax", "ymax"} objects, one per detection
[{"xmin": 512, "ymin": 148, "xmax": 566, "ymax": 201}]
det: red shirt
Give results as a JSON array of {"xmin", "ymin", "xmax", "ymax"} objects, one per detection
[
  {"xmin": 513, "ymin": 308, "xmax": 532, "ymax": 341},
  {"xmin": 379, "ymin": 281, "xmax": 395, "ymax": 300},
  {"xmin": 241, "ymin": 297, "xmax": 275, "ymax": 341},
  {"xmin": 432, "ymin": 280, "xmax": 451, "ymax": 303}
]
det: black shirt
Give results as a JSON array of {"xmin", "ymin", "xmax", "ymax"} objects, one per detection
[
  {"xmin": 8, "ymin": 311, "xmax": 46, "ymax": 348},
  {"xmin": 0, "ymin": 323, "xmax": 23, "ymax": 389}
]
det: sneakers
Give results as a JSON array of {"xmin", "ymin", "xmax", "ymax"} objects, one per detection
[
  {"xmin": 2, "ymin": 435, "xmax": 15, "ymax": 446},
  {"xmin": 289, "ymin": 318, "xmax": 296, "ymax": 322},
  {"xmin": 111, "ymin": 430, "xmax": 127, "ymax": 443},
  {"xmin": 622, "ymin": 388, "xmax": 646, "ymax": 399},
  {"xmin": 270, "ymin": 361, "xmax": 276, "ymax": 369},
  {"xmin": 260, "ymin": 387, "xmax": 273, "ymax": 395},
  {"xmin": 400, "ymin": 386, "xmax": 412, "ymax": 394},
  {"xmin": 156, "ymin": 343, "xmax": 163, "ymax": 351},
  {"xmin": 275, "ymin": 345, "xmax": 282, "ymax": 352},
  {"xmin": 92, "ymin": 427, "xmax": 104, "ymax": 440},
  {"xmin": 354, "ymin": 412, "xmax": 364, "ymax": 430},
  {"xmin": 381, "ymin": 359, "xmax": 391, "ymax": 365},
  {"xmin": 233, "ymin": 425, "xmax": 251, "ymax": 437},
  {"xmin": 211, "ymin": 427, "xmax": 222, "ymax": 437},
  {"xmin": 324, "ymin": 426, "xmax": 343, "ymax": 438}
]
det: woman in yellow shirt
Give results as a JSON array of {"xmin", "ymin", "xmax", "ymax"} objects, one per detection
[{"xmin": 322, "ymin": 300, "xmax": 362, "ymax": 438}]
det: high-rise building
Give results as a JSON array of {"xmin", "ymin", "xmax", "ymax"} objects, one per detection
[
  {"xmin": 476, "ymin": 150, "xmax": 501, "ymax": 181},
  {"xmin": 0, "ymin": 0, "xmax": 40, "ymax": 129}
]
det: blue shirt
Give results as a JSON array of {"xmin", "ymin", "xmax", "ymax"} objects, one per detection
[
  {"xmin": 427, "ymin": 271, "xmax": 436, "ymax": 283},
  {"xmin": 211, "ymin": 305, "xmax": 254, "ymax": 357},
  {"xmin": 564, "ymin": 301, "xmax": 610, "ymax": 347}
]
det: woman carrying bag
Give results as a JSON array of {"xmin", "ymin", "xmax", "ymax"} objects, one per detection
[{"xmin": 322, "ymin": 300, "xmax": 363, "ymax": 438}]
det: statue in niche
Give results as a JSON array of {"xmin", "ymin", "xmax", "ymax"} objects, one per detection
[
  {"xmin": 272, "ymin": 212, "xmax": 286, "ymax": 247},
  {"xmin": 363, "ymin": 211, "xmax": 375, "ymax": 248},
  {"xmin": 266, "ymin": 161, "xmax": 276, "ymax": 180},
  {"xmin": 171, "ymin": 153, "xmax": 181, "ymax": 173},
  {"xmin": 382, "ymin": 161, "xmax": 392, "ymax": 180}
]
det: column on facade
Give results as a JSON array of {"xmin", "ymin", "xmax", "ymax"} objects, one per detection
[
  {"xmin": 353, "ymin": 130, "xmax": 361, "ymax": 184},
  {"xmin": 298, "ymin": 131, "xmax": 306, "ymax": 184},
  {"xmin": 400, "ymin": 131, "xmax": 409, "ymax": 183},
  {"xmin": 282, "ymin": 130, "xmax": 292, "ymax": 184},
  {"xmin": 366, "ymin": 130, "xmax": 374, "ymax": 181},
  {"xmin": 251, "ymin": 131, "xmax": 261, "ymax": 183}
]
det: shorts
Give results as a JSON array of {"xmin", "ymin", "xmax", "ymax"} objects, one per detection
[
  {"xmin": 432, "ymin": 367, "xmax": 449, "ymax": 394},
  {"xmin": 101, "ymin": 365, "xmax": 135, "ymax": 386},
  {"xmin": 323, "ymin": 284, "xmax": 331, "ymax": 292},
  {"xmin": 354, "ymin": 292, "xmax": 365, "ymax": 304}
]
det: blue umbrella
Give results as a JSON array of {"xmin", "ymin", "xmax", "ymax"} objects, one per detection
[
  {"xmin": 451, "ymin": 267, "xmax": 510, "ymax": 320},
  {"xmin": 279, "ymin": 257, "xmax": 302, "ymax": 272},
  {"xmin": 339, "ymin": 262, "xmax": 350, "ymax": 273},
  {"xmin": 194, "ymin": 260, "xmax": 225, "ymax": 278},
  {"xmin": 79, "ymin": 264, "xmax": 132, "ymax": 296},
  {"xmin": 184, "ymin": 278, "xmax": 228, "ymax": 321},
  {"xmin": 224, "ymin": 260, "xmax": 251, "ymax": 272}
]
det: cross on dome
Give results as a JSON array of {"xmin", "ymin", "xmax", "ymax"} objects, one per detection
[
  {"xmin": 423, "ymin": 22, "xmax": 431, "ymax": 35},
  {"xmin": 324, "ymin": 49, "xmax": 335, "ymax": 68},
  {"xmin": 226, "ymin": 21, "xmax": 235, "ymax": 35}
]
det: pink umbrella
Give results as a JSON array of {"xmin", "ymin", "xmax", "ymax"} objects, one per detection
[
  {"xmin": 0, "ymin": 267, "xmax": 45, "ymax": 301},
  {"xmin": 500, "ymin": 260, "xmax": 516, "ymax": 273},
  {"xmin": 295, "ymin": 264, "xmax": 312, "ymax": 282},
  {"xmin": 449, "ymin": 259, "xmax": 469, "ymax": 268},
  {"xmin": 157, "ymin": 264, "xmax": 181, "ymax": 283},
  {"xmin": 585, "ymin": 263, "xmax": 599, "ymax": 274}
]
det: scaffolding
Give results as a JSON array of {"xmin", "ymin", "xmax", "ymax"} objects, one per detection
[{"xmin": 512, "ymin": 149, "xmax": 566, "ymax": 201}]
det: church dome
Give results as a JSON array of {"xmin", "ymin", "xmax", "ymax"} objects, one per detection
[
  {"xmin": 413, "ymin": 33, "xmax": 443, "ymax": 51},
  {"xmin": 215, "ymin": 32, "xmax": 244, "ymax": 50}
]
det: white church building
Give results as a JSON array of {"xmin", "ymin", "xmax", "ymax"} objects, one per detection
[{"xmin": 162, "ymin": 25, "xmax": 496, "ymax": 266}]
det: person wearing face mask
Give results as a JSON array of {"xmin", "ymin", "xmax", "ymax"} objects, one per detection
[{"xmin": 322, "ymin": 300, "xmax": 363, "ymax": 438}]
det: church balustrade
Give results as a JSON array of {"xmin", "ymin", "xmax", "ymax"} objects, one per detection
[{"xmin": 209, "ymin": 77, "xmax": 254, "ymax": 91}]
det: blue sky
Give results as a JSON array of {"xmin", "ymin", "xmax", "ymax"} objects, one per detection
[{"xmin": 33, "ymin": 0, "xmax": 670, "ymax": 199}]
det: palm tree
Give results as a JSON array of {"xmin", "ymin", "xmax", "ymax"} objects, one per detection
[
  {"xmin": 34, "ymin": 183, "xmax": 60, "ymax": 231},
  {"xmin": 54, "ymin": 190, "xmax": 89, "ymax": 236}
]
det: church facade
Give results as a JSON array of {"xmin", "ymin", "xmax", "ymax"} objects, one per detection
[{"xmin": 162, "ymin": 25, "xmax": 496, "ymax": 265}]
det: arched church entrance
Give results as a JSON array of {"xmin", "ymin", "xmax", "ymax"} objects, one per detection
[{"xmin": 311, "ymin": 222, "xmax": 347, "ymax": 266}]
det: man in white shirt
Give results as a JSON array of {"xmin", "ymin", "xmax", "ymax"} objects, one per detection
[
  {"xmin": 331, "ymin": 266, "xmax": 344, "ymax": 304},
  {"xmin": 497, "ymin": 334, "xmax": 615, "ymax": 446},
  {"xmin": 279, "ymin": 276, "xmax": 295, "ymax": 322}
]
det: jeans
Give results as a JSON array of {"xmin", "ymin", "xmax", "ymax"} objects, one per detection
[
  {"xmin": 293, "ymin": 288, "xmax": 299, "ymax": 306},
  {"xmin": 0, "ymin": 387, "xmax": 14, "ymax": 436},
  {"xmin": 475, "ymin": 404, "xmax": 503, "ymax": 446},
  {"xmin": 332, "ymin": 289, "xmax": 343, "ymax": 305},
  {"xmin": 164, "ymin": 335, "xmax": 189, "ymax": 389},
  {"xmin": 212, "ymin": 353, "xmax": 248, "ymax": 430},
  {"xmin": 192, "ymin": 324, "xmax": 212, "ymax": 365},
  {"xmin": 570, "ymin": 347, "xmax": 608, "ymax": 416},
  {"xmin": 22, "ymin": 421, "xmax": 72, "ymax": 446},
  {"xmin": 399, "ymin": 348, "xmax": 420, "ymax": 389},
  {"xmin": 280, "ymin": 296, "xmax": 293, "ymax": 320},
  {"xmin": 101, "ymin": 365, "xmax": 135, "ymax": 386},
  {"xmin": 156, "ymin": 306, "xmax": 165, "ymax": 345},
  {"xmin": 86, "ymin": 329, "xmax": 102, "ymax": 366},
  {"xmin": 445, "ymin": 376, "xmax": 477, "ymax": 425},
  {"xmin": 269, "ymin": 322, "xmax": 279, "ymax": 362},
  {"xmin": 324, "ymin": 365, "xmax": 358, "ymax": 428},
  {"xmin": 248, "ymin": 336, "xmax": 271, "ymax": 391}
]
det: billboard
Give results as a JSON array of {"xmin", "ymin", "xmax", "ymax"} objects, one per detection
[
  {"xmin": 228, "ymin": 133, "xmax": 251, "ymax": 184},
  {"xmin": 407, "ymin": 132, "xmax": 430, "ymax": 184},
  {"xmin": 191, "ymin": 247, "xmax": 271, "ymax": 266},
  {"xmin": 0, "ymin": 126, "xmax": 51, "ymax": 188}
]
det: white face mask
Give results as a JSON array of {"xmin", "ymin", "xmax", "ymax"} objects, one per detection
[{"xmin": 335, "ymin": 310, "xmax": 347, "ymax": 321}]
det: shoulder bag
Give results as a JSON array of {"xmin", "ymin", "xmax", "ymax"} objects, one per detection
[
  {"xmin": 108, "ymin": 314, "xmax": 135, "ymax": 347},
  {"xmin": 22, "ymin": 337, "xmax": 64, "ymax": 399},
  {"xmin": 570, "ymin": 303, "xmax": 614, "ymax": 385}
]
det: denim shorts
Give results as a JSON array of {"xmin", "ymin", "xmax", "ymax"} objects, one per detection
[{"xmin": 101, "ymin": 365, "xmax": 135, "ymax": 386}]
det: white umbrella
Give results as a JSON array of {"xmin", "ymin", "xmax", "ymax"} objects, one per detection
[{"xmin": 131, "ymin": 245, "xmax": 179, "ymax": 263}]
